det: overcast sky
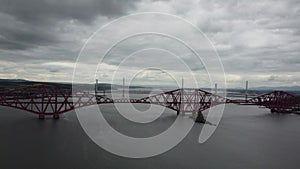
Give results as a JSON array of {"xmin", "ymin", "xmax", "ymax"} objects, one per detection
[{"xmin": 0, "ymin": 0, "xmax": 299, "ymax": 88}]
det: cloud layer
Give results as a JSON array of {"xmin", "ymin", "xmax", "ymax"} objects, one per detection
[{"xmin": 0, "ymin": 0, "xmax": 299, "ymax": 88}]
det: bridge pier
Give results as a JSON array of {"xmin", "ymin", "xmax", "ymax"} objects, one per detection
[
  {"xmin": 38, "ymin": 114, "xmax": 45, "ymax": 120},
  {"xmin": 195, "ymin": 112, "xmax": 206, "ymax": 123},
  {"xmin": 53, "ymin": 114, "xmax": 60, "ymax": 119}
]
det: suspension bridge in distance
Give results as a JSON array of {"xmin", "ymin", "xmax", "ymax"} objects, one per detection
[{"xmin": 0, "ymin": 83, "xmax": 299, "ymax": 123}]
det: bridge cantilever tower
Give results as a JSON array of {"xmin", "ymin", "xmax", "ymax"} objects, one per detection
[
  {"xmin": 96, "ymin": 88, "xmax": 231, "ymax": 122},
  {"xmin": 0, "ymin": 84, "xmax": 97, "ymax": 119},
  {"xmin": 247, "ymin": 90, "xmax": 300, "ymax": 113},
  {"xmin": 134, "ymin": 88, "xmax": 231, "ymax": 122}
]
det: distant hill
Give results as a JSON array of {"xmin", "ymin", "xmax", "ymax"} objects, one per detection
[
  {"xmin": 251, "ymin": 86, "xmax": 300, "ymax": 91},
  {"xmin": 0, "ymin": 79, "xmax": 147, "ymax": 91},
  {"xmin": 0, "ymin": 79, "xmax": 30, "ymax": 83},
  {"xmin": 1, "ymin": 79, "xmax": 300, "ymax": 92},
  {"xmin": 0, "ymin": 79, "xmax": 72, "ymax": 91}
]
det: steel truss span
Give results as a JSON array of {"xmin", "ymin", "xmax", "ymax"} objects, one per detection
[{"xmin": 0, "ymin": 84, "xmax": 299, "ymax": 120}]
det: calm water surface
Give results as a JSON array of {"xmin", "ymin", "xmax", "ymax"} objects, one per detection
[{"xmin": 1, "ymin": 104, "xmax": 300, "ymax": 169}]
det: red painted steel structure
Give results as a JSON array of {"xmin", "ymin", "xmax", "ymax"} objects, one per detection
[
  {"xmin": 134, "ymin": 88, "xmax": 231, "ymax": 115},
  {"xmin": 0, "ymin": 84, "xmax": 97, "ymax": 119},
  {"xmin": 247, "ymin": 91, "xmax": 300, "ymax": 113},
  {"xmin": 0, "ymin": 84, "xmax": 299, "ymax": 119}
]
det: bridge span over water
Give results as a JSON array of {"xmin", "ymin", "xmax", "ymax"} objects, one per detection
[{"xmin": 0, "ymin": 84, "xmax": 299, "ymax": 123}]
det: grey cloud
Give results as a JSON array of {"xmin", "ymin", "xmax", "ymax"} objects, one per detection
[
  {"xmin": 98, "ymin": 34, "xmax": 206, "ymax": 73},
  {"xmin": 0, "ymin": 0, "xmax": 140, "ymax": 24},
  {"xmin": 0, "ymin": 0, "xmax": 299, "ymax": 87},
  {"xmin": 0, "ymin": 38, "xmax": 33, "ymax": 50},
  {"xmin": 0, "ymin": 23, "xmax": 59, "ymax": 50},
  {"xmin": 0, "ymin": 0, "xmax": 140, "ymax": 50},
  {"xmin": 0, "ymin": 12, "xmax": 60, "ymax": 50},
  {"xmin": 268, "ymin": 75, "xmax": 277, "ymax": 81}
]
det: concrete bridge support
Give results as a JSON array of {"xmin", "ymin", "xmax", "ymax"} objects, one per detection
[
  {"xmin": 53, "ymin": 114, "xmax": 60, "ymax": 119},
  {"xmin": 195, "ymin": 112, "xmax": 206, "ymax": 123},
  {"xmin": 39, "ymin": 114, "xmax": 45, "ymax": 119}
]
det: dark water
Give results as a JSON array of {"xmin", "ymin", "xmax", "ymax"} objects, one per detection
[{"xmin": 1, "ymin": 104, "xmax": 300, "ymax": 169}]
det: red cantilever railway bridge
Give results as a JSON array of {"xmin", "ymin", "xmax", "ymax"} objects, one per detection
[{"xmin": 0, "ymin": 84, "xmax": 299, "ymax": 122}]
